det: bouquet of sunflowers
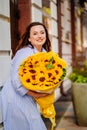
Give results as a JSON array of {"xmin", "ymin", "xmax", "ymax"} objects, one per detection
[{"xmin": 18, "ymin": 51, "xmax": 67, "ymax": 130}]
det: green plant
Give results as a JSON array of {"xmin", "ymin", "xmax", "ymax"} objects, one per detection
[{"xmin": 68, "ymin": 61, "xmax": 87, "ymax": 83}]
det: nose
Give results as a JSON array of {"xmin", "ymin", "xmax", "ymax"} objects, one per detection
[{"xmin": 38, "ymin": 33, "xmax": 42, "ymax": 37}]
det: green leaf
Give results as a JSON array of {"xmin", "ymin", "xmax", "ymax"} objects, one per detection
[
  {"xmin": 49, "ymin": 56, "xmax": 54, "ymax": 63},
  {"xmin": 20, "ymin": 62, "xmax": 26, "ymax": 67},
  {"xmin": 63, "ymin": 68, "xmax": 66, "ymax": 72},
  {"xmin": 46, "ymin": 64, "xmax": 54, "ymax": 69}
]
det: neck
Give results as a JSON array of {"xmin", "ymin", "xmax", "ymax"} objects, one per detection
[{"xmin": 34, "ymin": 46, "xmax": 42, "ymax": 52}]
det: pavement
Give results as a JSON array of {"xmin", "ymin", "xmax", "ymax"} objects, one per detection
[{"xmin": 44, "ymin": 89, "xmax": 87, "ymax": 130}]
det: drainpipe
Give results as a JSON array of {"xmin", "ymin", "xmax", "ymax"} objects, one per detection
[
  {"xmin": 70, "ymin": 0, "xmax": 76, "ymax": 65},
  {"xmin": 57, "ymin": 0, "xmax": 62, "ymax": 57}
]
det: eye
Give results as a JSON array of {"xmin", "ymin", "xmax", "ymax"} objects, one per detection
[
  {"xmin": 41, "ymin": 31, "xmax": 45, "ymax": 34},
  {"xmin": 33, "ymin": 32, "xmax": 37, "ymax": 35}
]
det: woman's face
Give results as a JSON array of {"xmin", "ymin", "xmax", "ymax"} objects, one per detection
[{"xmin": 29, "ymin": 25, "xmax": 46, "ymax": 51}]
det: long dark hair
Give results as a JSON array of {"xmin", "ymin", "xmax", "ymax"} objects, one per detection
[{"xmin": 13, "ymin": 22, "xmax": 51, "ymax": 57}]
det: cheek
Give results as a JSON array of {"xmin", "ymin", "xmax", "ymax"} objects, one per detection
[
  {"xmin": 30, "ymin": 37, "xmax": 36, "ymax": 42},
  {"xmin": 43, "ymin": 34, "xmax": 46, "ymax": 39}
]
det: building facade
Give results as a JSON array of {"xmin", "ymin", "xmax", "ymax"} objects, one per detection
[{"xmin": 0, "ymin": 0, "xmax": 75, "ymax": 87}]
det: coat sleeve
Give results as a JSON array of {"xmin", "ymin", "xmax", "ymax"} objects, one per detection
[{"xmin": 10, "ymin": 49, "xmax": 32, "ymax": 96}]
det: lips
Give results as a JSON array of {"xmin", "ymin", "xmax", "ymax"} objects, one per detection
[{"xmin": 36, "ymin": 39, "xmax": 43, "ymax": 42}]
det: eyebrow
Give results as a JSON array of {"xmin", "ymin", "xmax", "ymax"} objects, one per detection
[{"xmin": 32, "ymin": 30, "xmax": 45, "ymax": 33}]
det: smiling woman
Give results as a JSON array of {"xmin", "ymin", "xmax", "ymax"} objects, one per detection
[{"xmin": 1, "ymin": 22, "xmax": 52, "ymax": 130}]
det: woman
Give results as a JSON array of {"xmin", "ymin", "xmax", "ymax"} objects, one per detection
[{"xmin": 1, "ymin": 22, "xmax": 51, "ymax": 130}]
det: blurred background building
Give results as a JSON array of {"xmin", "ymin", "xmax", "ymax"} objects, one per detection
[{"xmin": 0, "ymin": 0, "xmax": 87, "ymax": 87}]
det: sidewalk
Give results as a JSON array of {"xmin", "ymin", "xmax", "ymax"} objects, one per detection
[
  {"xmin": 55, "ymin": 101, "xmax": 87, "ymax": 130},
  {"xmin": 44, "ymin": 89, "xmax": 87, "ymax": 130}
]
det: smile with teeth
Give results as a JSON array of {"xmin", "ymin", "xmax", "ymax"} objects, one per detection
[{"xmin": 37, "ymin": 39, "xmax": 43, "ymax": 42}]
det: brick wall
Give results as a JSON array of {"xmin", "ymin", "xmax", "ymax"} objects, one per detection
[{"xmin": 18, "ymin": 0, "xmax": 31, "ymax": 36}]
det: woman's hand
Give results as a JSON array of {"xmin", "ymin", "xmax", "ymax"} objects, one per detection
[{"xmin": 27, "ymin": 90, "xmax": 49, "ymax": 98}]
